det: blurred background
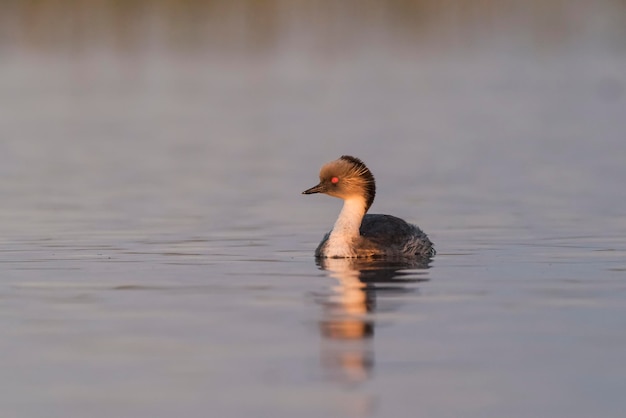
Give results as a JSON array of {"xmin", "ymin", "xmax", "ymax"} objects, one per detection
[
  {"xmin": 1, "ymin": 0, "xmax": 625, "ymax": 239},
  {"xmin": 1, "ymin": 2, "xmax": 626, "ymax": 418}
]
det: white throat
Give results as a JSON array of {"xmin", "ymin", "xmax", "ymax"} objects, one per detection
[{"xmin": 325, "ymin": 197, "xmax": 367, "ymax": 257}]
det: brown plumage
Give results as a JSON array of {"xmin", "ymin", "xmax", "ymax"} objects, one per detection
[{"xmin": 303, "ymin": 155, "xmax": 435, "ymax": 258}]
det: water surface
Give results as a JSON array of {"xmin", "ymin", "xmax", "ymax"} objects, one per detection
[{"xmin": 1, "ymin": 2, "xmax": 626, "ymax": 417}]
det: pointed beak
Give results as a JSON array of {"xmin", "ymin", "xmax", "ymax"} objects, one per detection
[{"xmin": 302, "ymin": 182, "xmax": 326, "ymax": 194}]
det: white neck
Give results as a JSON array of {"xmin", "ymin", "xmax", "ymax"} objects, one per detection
[{"xmin": 325, "ymin": 197, "xmax": 367, "ymax": 257}]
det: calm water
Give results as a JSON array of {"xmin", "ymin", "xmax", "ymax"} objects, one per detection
[{"xmin": 1, "ymin": 1, "xmax": 626, "ymax": 417}]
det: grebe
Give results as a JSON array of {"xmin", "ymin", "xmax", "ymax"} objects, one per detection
[{"xmin": 303, "ymin": 155, "xmax": 435, "ymax": 258}]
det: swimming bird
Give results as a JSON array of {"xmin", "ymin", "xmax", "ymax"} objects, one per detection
[{"xmin": 303, "ymin": 155, "xmax": 435, "ymax": 258}]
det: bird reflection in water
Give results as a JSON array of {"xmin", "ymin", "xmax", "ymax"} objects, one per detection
[{"xmin": 316, "ymin": 257, "xmax": 431, "ymax": 385}]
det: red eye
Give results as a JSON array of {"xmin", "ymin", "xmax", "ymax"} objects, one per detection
[{"xmin": 331, "ymin": 177, "xmax": 339, "ymax": 184}]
